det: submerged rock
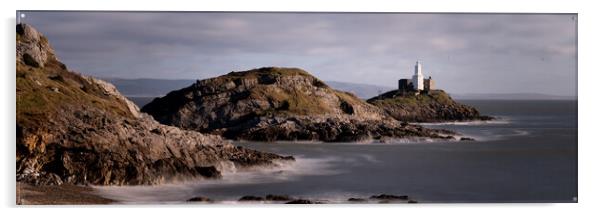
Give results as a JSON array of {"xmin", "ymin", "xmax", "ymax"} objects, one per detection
[
  {"xmin": 285, "ymin": 199, "xmax": 320, "ymax": 204},
  {"xmin": 238, "ymin": 196, "xmax": 264, "ymax": 201},
  {"xmin": 369, "ymin": 194, "xmax": 409, "ymax": 200},
  {"xmin": 16, "ymin": 24, "xmax": 293, "ymax": 186},
  {"xmin": 347, "ymin": 198, "xmax": 367, "ymax": 202},
  {"xmin": 265, "ymin": 194, "xmax": 292, "ymax": 201},
  {"xmin": 187, "ymin": 196, "xmax": 213, "ymax": 202}
]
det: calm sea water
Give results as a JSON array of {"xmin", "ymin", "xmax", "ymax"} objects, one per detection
[{"xmin": 97, "ymin": 100, "xmax": 577, "ymax": 203}]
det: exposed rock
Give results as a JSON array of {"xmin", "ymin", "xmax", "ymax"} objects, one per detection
[
  {"xmin": 368, "ymin": 90, "xmax": 493, "ymax": 123},
  {"xmin": 16, "ymin": 24, "xmax": 293, "ymax": 186},
  {"xmin": 187, "ymin": 196, "xmax": 213, "ymax": 202},
  {"xmin": 347, "ymin": 198, "xmax": 367, "ymax": 202},
  {"xmin": 265, "ymin": 194, "xmax": 292, "ymax": 201},
  {"xmin": 16, "ymin": 23, "xmax": 56, "ymax": 68},
  {"xmin": 285, "ymin": 199, "xmax": 319, "ymax": 204},
  {"xmin": 142, "ymin": 67, "xmax": 455, "ymax": 142},
  {"xmin": 460, "ymin": 137, "xmax": 475, "ymax": 141},
  {"xmin": 408, "ymin": 199, "xmax": 419, "ymax": 203},
  {"xmin": 369, "ymin": 194, "xmax": 409, "ymax": 200},
  {"xmin": 238, "ymin": 196, "xmax": 265, "ymax": 201}
]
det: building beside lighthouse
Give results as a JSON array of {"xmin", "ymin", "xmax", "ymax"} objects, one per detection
[{"xmin": 398, "ymin": 61, "xmax": 435, "ymax": 94}]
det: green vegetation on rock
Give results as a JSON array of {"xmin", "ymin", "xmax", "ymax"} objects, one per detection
[{"xmin": 368, "ymin": 89, "xmax": 492, "ymax": 122}]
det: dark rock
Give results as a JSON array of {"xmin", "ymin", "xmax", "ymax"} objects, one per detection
[
  {"xmin": 238, "ymin": 196, "xmax": 264, "ymax": 201},
  {"xmin": 187, "ymin": 196, "xmax": 212, "ymax": 202},
  {"xmin": 23, "ymin": 53, "xmax": 40, "ymax": 67},
  {"xmin": 347, "ymin": 198, "xmax": 366, "ymax": 202},
  {"xmin": 340, "ymin": 100, "xmax": 354, "ymax": 114},
  {"xmin": 460, "ymin": 137, "xmax": 475, "ymax": 141},
  {"xmin": 265, "ymin": 194, "xmax": 292, "ymax": 201},
  {"xmin": 285, "ymin": 199, "xmax": 318, "ymax": 204},
  {"xmin": 194, "ymin": 166, "xmax": 221, "ymax": 178},
  {"xmin": 370, "ymin": 194, "xmax": 409, "ymax": 200},
  {"xmin": 408, "ymin": 199, "xmax": 418, "ymax": 203}
]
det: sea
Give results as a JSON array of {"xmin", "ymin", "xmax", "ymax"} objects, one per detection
[{"xmin": 96, "ymin": 99, "xmax": 578, "ymax": 203}]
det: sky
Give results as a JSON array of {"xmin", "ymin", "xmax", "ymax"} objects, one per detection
[{"xmin": 20, "ymin": 11, "xmax": 577, "ymax": 96}]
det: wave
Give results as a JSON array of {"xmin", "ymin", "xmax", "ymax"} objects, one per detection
[
  {"xmin": 92, "ymin": 156, "xmax": 343, "ymax": 204},
  {"xmin": 415, "ymin": 118, "xmax": 511, "ymax": 126}
]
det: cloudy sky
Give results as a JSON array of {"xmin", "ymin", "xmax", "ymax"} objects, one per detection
[{"xmin": 21, "ymin": 11, "xmax": 576, "ymax": 96}]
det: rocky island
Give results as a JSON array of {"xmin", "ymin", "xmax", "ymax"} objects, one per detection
[
  {"xmin": 367, "ymin": 89, "xmax": 493, "ymax": 122},
  {"xmin": 141, "ymin": 67, "xmax": 456, "ymax": 142},
  {"xmin": 16, "ymin": 23, "xmax": 293, "ymax": 187},
  {"xmin": 366, "ymin": 61, "xmax": 492, "ymax": 123}
]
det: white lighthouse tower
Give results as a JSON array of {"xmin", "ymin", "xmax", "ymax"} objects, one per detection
[{"xmin": 412, "ymin": 61, "xmax": 424, "ymax": 91}]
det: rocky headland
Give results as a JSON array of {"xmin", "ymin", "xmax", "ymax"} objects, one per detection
[
  {"xmin": 367, "ymin": 89, "xmax": 493, "ymax": 123},
  {"xmin": 141, "ymin": 67, "xmax": 456, "ymax": 142},
  {"xmin": 16, "ymin": 23, "xmax": 293, "ymax": 186}
]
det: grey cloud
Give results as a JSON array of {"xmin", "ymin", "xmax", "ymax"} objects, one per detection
[{"xmin": 21, "ymin": 11, "xmax": 576, "ymax": 96}]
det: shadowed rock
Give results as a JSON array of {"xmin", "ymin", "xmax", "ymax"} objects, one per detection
[
  {"xmin": 369, "ymin": 194, "xmax": 409, "ymax": 200},
  {"xmin": 347, "ymin": 198, "xmax": 367, "ymax": 202},
  {"xmin": 285, "ymin": 199, "xmax": 320, "ymax": 204},
  {"xmin": 239, "ymin": 196, "xmax": 264, "ymax": 201},
  {"xmin": 265, "ymin": 194, "xmax": 292, "ymax": 201},
  {"xmin": 187, "ymin": 196, "xmax": 213, "ymax": 202}
]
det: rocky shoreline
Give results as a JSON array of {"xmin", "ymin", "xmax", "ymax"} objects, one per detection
[
  {"xmin": 15, "ymin": 23, "xmax": 484, "ymax": 204},
  {"xmin": 17, "ymin": 183, "xmax": 114, "ymax": 205},
  {"xmin": 18, "ymin": 183, "xmax": 420, "ymax": 205},
  {"xmin": 16, "ymin": 23, "xmax": 293, "ymax": 187}
]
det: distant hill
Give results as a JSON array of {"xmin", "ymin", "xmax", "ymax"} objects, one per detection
[
  {"xmin": 102, "ymin": 78, "xmax": 196, "ymax": 97},
  {"xmin": 325, "ymin": 81, "xmax": 395, "ymax": 99},
  {"xmin": 451, "ymin": 93, "xmax": 577, "ymax": 100},
  {"xmin": 103, "ymin": 78, "xmax": 575, "ymax": 101}
]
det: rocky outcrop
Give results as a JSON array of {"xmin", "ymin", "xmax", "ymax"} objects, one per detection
[
  {"xmin": 16, "ymin": 24, "xmax": 56, "ymax": 68},
  {"xmin": 16, "ymin": 24, "xmax": 292, "ymax": 186},
  {"xmin": 367, "ymin": 90, "xmax": 493, "ymax": 123},
  {"xmin": 142, "ymin": 67, "xmax": 455, "ymax": 142}
]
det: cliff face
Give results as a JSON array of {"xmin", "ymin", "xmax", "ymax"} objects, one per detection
[
  {"xmin": 142, "ymin": 67, "xmax": 454, "ymax": 142},
  {"xmin": 16, "ymin": 24, "xmax": 292, "ymax": 186},
  {"xmin": 367, "ymin": 90, "xmax": 492, "ymax": 122}
]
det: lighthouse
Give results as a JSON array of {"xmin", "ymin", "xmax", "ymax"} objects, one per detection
[
  {"xmin": 412, "ymin": 61, "xmax": 424, "ymax": 91},
  {"xmin": 398, "ymin": 60, "xmax": 434, "ymax": 95}
]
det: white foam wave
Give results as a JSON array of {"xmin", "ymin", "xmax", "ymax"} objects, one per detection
[
  {"xmin": 415, "ymin": 118, "xmax": 510, "ymax": 126},
  {"xmin": 92, "ymin": 156, "xmax": 342, "ymax": 204}
]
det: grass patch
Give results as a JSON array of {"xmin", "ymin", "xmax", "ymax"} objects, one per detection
[{"xmin": 16, "ymin": 59, "xmax": 134, "ymax": 129}]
